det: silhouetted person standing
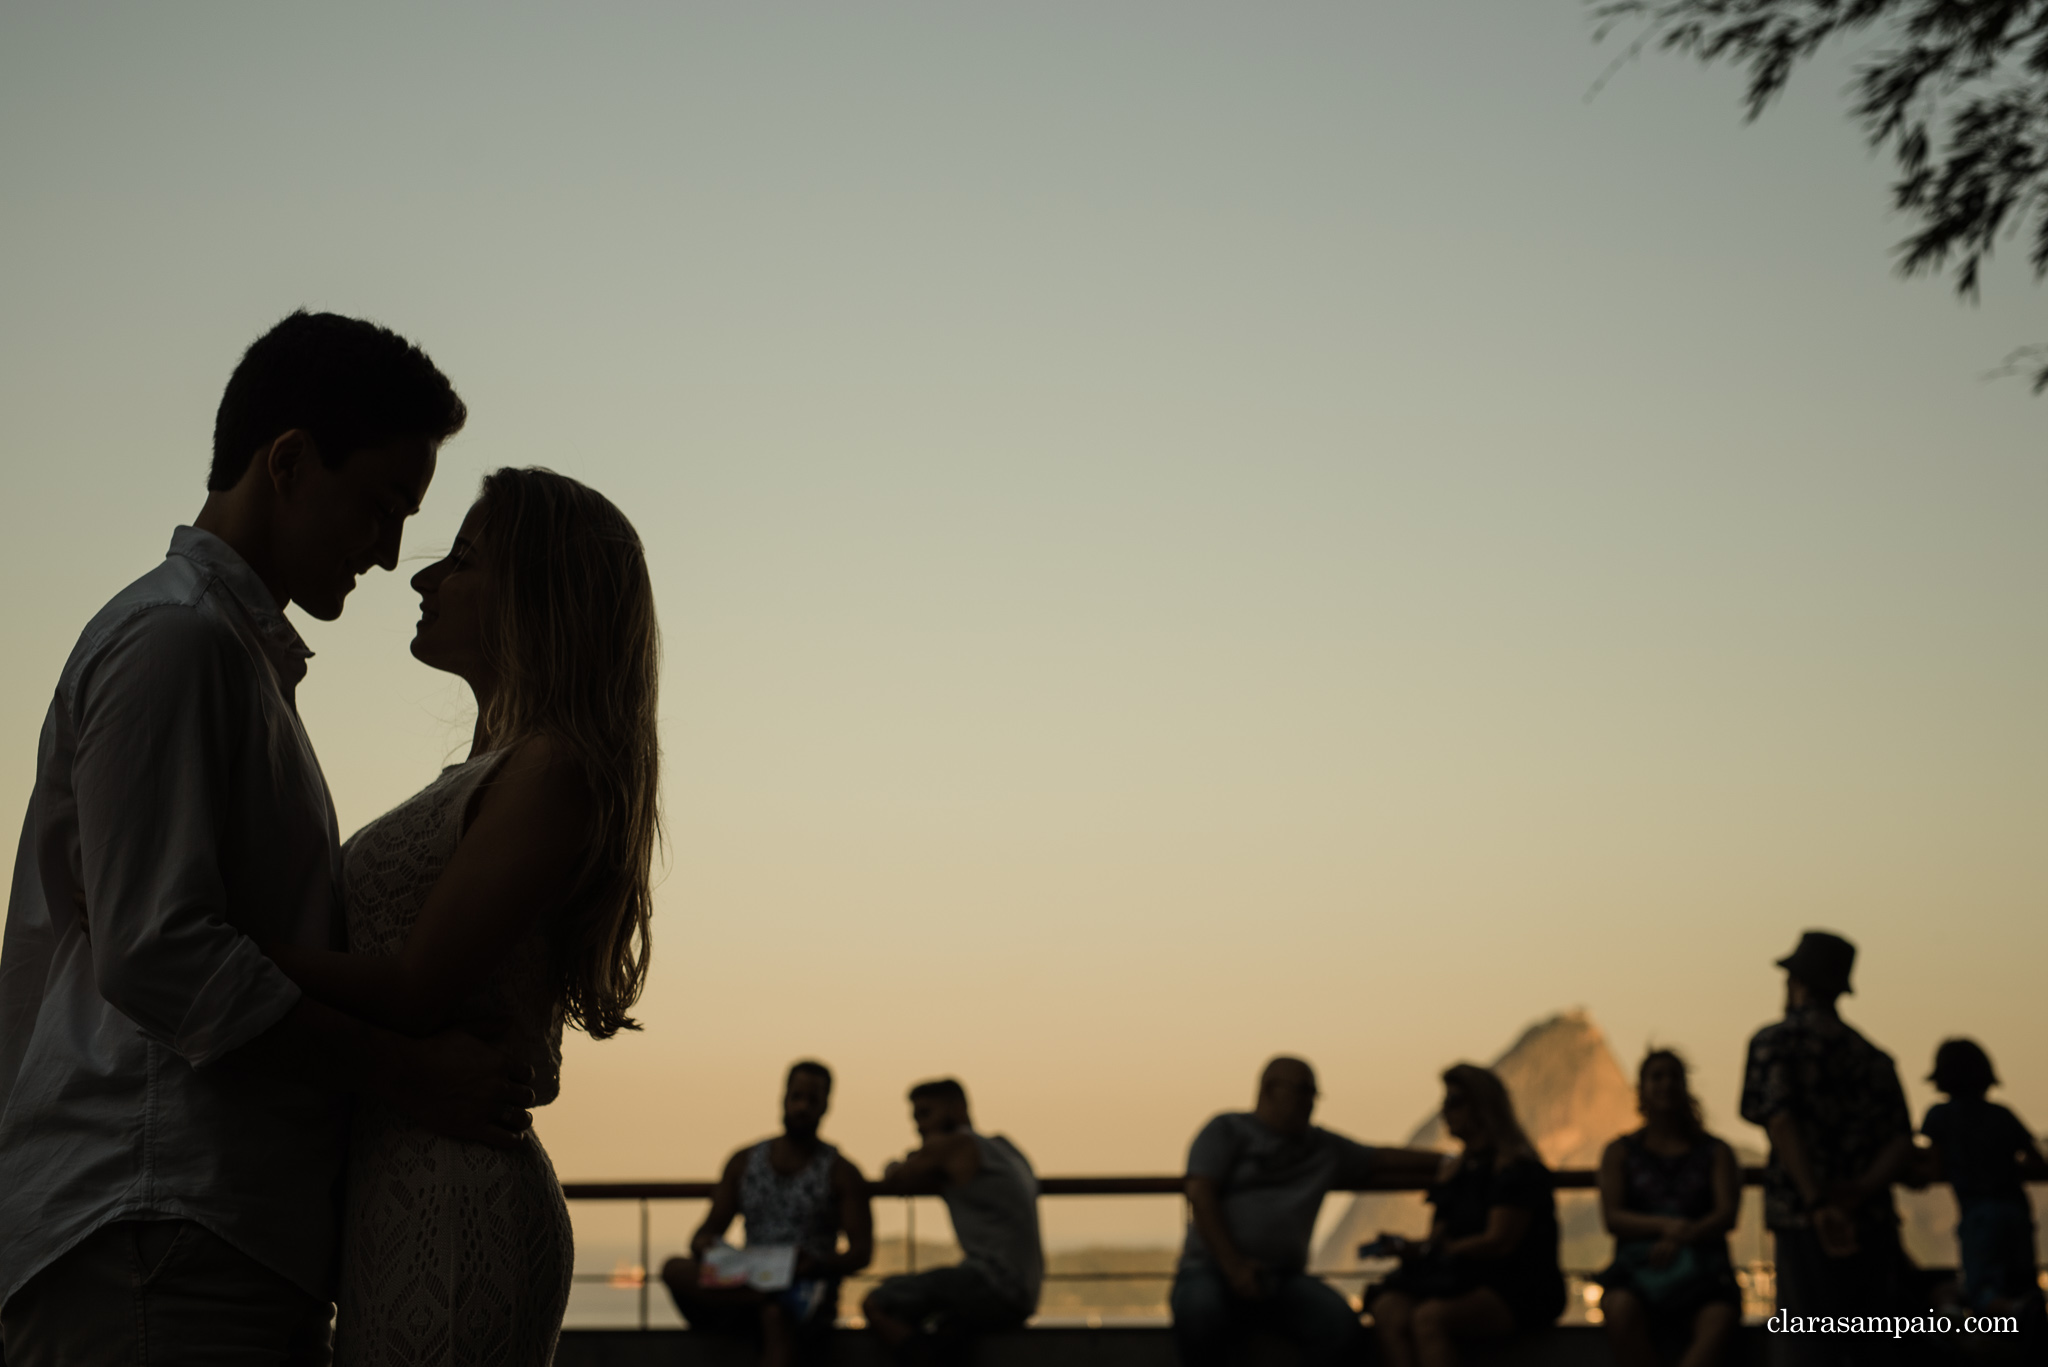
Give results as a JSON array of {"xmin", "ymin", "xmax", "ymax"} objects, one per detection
[
  {"xmin": 866, "ymin": 1079, "xmax": 1042, "ymax": 1366},
  {"xmin": 1919, "ymin": 1038, "xmax": 2046, "ymax": 1317},
  {"xmin": 1171, "ymin": 1056, "xmax": 1440, "ymax": 1367},
  {"xmin": 1739, "ymin": 931, "xmax": 1913, "ymax": 1364}
]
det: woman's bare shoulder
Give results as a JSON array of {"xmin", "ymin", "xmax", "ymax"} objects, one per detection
[{"xmin": 472, "ymin": 732, "xmax": 594, "ymax": 830}]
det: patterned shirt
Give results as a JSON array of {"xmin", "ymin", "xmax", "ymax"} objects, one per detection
[
  {"xmin": 1739, "ymin": 1007, "xmax": 1910, "ymax": 1234},
  {"xmin": 739, "ymin": 1139, "xmax": 842, "ymax": 1261}
]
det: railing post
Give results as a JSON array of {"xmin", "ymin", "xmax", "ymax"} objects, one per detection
[
  {"xmin": 639, "ymin": 1197, "xmax": 650, "ymax": 1330},
  {"xmin": 906, "ymin": 1196, "xmax": 917, "ymax": 1274}
]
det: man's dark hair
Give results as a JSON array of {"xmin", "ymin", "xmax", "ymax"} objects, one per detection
[
  {"xmin": 907, "ymin": 1078, "xmax": 967, "ymax": 1109},
  {"xmin": 788, "ymin": 1060, "xmax": 833, "ymax": 1093},
  {"xmin": 1929, "ymin": 1038, "xmax": 1998, "ymax": 1098},
  {"xmin": 209, "ymin": 310, "xmax": 467, "ymax": 490}
]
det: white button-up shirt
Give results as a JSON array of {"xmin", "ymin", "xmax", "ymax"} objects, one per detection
[{"xmin": 0, "ymin": 526, "xmax": 348, "ymax": 1309}]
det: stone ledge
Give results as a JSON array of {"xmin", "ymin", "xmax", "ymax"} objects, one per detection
[{"xmin": 556, "ymin": 1324, "xmax": 1777, "ymax": 1367}]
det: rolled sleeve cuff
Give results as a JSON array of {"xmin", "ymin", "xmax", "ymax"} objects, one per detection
[{"xmin": 173, "ymin": 944, "xmax": 303, "ymax": 1068}]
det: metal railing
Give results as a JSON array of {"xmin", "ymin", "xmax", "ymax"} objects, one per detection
[{"xmin": 560, "ymin": 1168, "xmax": 1776, "ymax": 1331}]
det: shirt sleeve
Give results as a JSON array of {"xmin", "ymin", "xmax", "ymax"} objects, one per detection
[
  {"xmin": 68, "ymin": 606, "xmax": 302, "ymax": 1067},
  {"xmin": 1738, "ymin": 1025, "xmax": 1790, "ymax": 1127},
  {"xmin": 1996, "ymin": 1105, "xmax": 2034, "ymax": 1154},
  {"xmin": 1328, "ymin": 1132, "xmax": 1382, "ymax": 1190},
  {"xmin": 1186, "ymin": 1115, "xmax": 1240, "ymax": 1182},
  {"xmin": 0, "ymin": 800, "xmax": 56, "ymax": 1114},
  {"xmin": 1872, "ymin": 1057, "xmax": 1911, "ymax": 1140}
]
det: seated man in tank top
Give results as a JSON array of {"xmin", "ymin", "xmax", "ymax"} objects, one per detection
[
  {"xmin": 865, "ymin": 1078, "xmax": 1045, "ymax": 1365},
  {"xmin": 661, "ymin": 1061, "xmax": 873, "ymax": 1367}
]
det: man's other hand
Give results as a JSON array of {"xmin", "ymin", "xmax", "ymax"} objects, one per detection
[
  {"xmin": 1811, "ymin": 1204, "xmax": 1859, "ymax": 1259},
  {"xmin": 1222, "ymin": 1254, "xmax": 1266, "ymax": 1301},
  {"xmin": 381, "ymin": 1028, "xmax": 536, "ymax": 1148}
]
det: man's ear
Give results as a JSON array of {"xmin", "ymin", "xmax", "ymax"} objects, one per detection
[{"xmin": 263, "ymin": 429, "xmax": 320, "ymax": 496}]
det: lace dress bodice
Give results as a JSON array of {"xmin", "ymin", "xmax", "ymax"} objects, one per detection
[
  {"xmin": 334, "ymin": 748, "xmax": 574, "ymax": 1367},
  {"xmin": 341, "ymin": 750, "xmax": 563, "ymax": 1102}
]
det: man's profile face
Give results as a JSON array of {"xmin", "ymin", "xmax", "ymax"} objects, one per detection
[
  {"xmin": 1784, "ymin": 973, "xmax": 1811, "ymax": 1012},
  {"xmin": 783, "ymin": 1072, "xmax": 830, "ymax": 1140},
  {"xmin": 272, "ymin": 433, "xmax": 437, "ymax": 620},
  {"xmin": 1253, "ymin": 1059, "xmax": 1317, "ymax": 1138},
  {"xmin": 911, "ymin": 1096, "xmax": 966, "ymax": 1141}
]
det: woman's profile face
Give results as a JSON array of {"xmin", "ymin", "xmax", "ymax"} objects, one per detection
[{"xmin": 410, "ymin": 500, "xmax": 496, "ymax": 687}]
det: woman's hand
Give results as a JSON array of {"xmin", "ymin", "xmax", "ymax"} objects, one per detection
[
  {"xmin": 377, "ymin": 1027, "xmax": 536, "ymax": 1148},
  {"xmin": 1646, "ymin": 1235, "xmax": 1682, "ymax": 1269},
  {"xmin": 1360, "ymin": 1232, "xmax": 1420, "ymax": 1261}
]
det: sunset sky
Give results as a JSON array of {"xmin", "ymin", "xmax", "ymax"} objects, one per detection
[{"xmin": 3, "ymin": 1, "xmax": 2045, "ymax": 1255}]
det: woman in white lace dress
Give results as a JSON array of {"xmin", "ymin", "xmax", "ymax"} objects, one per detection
[{"xmin": 265, "ymin": 467, "xmax": 661, "ymax": 1364}]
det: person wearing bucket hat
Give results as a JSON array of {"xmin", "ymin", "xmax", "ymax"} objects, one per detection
[
  {"xmin": 1739, "ymin": 932, "xmax": 1916, "ymax": 1361},
  {"xmin": 1776, "ymin": 931, "xmax": 1858, "ymax": 1000}
]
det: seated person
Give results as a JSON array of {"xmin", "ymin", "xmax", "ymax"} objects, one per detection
[
  {"xmin": 1370, "ymin": 1064, "xmax": 1566, "ymax": 1367},
  {"xmin": 1594, "ymin": 1050, "xmax": 1742, "ymax": 1367},
  {"xmin": 864, "ymin": 1079, "xmax": 1042, "ymax": 1365},
  {"xmin": 661, "ymin": 1061, "xmax": 873, "ymax": 1367},
  {"xmin": 1920, "ymin": 1037, "xmax": 2047, "ymax": 1315},
  {"xmin": 1170, "ymin": 1056, "xmax": 1441, "ymax": 1367}
]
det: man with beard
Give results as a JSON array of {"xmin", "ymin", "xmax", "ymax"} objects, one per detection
[
  {"xmin": 1740, "ymin": 931, "xmax": 1916, "ymax": 1365},
  {"xmin": 662, "ymin": 1061, "xmax": 873, "ymax": 1366}
]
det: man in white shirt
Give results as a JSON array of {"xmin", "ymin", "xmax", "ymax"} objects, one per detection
[
  {"xmin": 0, "ymin": 311, "xmax": 538, "ymax": 1364},
  {"xmin": 866, "ymin": 1078, "xmax": 1045, "ymax": 1364}
]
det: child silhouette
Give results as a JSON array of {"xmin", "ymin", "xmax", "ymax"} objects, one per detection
[{"xmin": 1919, "ymin": 1038, "xmax": 2047, "ymax": 1314}]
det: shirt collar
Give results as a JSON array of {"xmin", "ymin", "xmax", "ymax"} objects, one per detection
[
  {"xmin": 1784, "ymin": 1003, "xmax": 1842, "ymax": 1032},
  {"xmin": 168, "ymin": 526, "xmax": 315, "ymax": 677}
]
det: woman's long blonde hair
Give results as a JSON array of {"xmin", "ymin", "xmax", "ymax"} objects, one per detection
[
  {"xmin": 1442, "ymin": 1063, "xmax": 1541, "ymax": 1172},
  {"xmin": 474, "ymin": 466, "xmax": 661, "ymax": 1039}
]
